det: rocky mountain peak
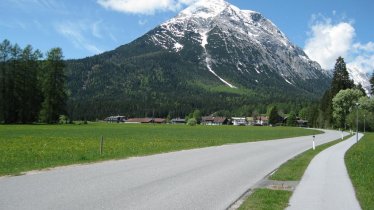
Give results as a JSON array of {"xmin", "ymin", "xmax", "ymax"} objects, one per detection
[
  {"xmin": 149, "ymin": 0, "xmax": 327, "ymax": 89},
  {"xmin": 65, "ymin": 1, "xmax": 333, "ymax": 119},
  {"xmin": 178, "ymin": 0, "xmax": 229, "ymax": 19}
]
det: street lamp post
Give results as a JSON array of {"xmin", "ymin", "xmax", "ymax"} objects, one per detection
[{"xmin": 356, "ymin": 103, "xmax": 359, "ymax": 143}]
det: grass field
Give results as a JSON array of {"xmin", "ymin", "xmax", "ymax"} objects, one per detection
[
  {"xmin": 0, "ymin": 123, "xmax": 320, "ymax": 176},
  {"xmin": 345, "ymin": 133, "xmax": 374, "ymax": 210}
]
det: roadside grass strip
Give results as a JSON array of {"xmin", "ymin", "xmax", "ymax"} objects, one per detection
[
  {"xmin": 345, "ymin": 133, "xmax": 374, "ymax": 210},
  {"xmin": 238, "ymin": 189, "xmax": 292, "ymax": 210},
  {"xmin": 238, "ymin": 134, "xmax": 353, "ymax": 209},
  {"xmin": 0, "ymin": 124, "xmax": 320, "ymax": 176}
]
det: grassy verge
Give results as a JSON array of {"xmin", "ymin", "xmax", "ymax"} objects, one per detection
[
  {"xmin": 345, "ymin": 133, "xmax": 374, "ymax": 210},
  {"xmin": 238, "ymin": 189, "xmax": 292, "ymax": 210},
  {"xmin": 239, "ymin": 134, "xmax": 353, "ymax": 209},
  {"xmin": 0, "ymin": 123, "xmax": 320, "ymax": 176}
]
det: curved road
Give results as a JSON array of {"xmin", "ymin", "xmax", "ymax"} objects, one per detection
[{"xmin": 0, "ymin": 129, "xmax": 344, "ymax": 210}]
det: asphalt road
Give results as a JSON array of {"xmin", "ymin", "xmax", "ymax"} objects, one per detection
[
  {"xmin": 287, "ymin": 133, "xmax": 362, "ymax": 210},
  {"xmin": 0, "ymin": 129, "xmax": 344, "ymax": 210}
]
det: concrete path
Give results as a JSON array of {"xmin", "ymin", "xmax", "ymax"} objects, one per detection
[
  {"xmin": 287, "ymin": 134, "xmax": 363, "ymax": 210},
  {"xmin": 0, "ymin": 130, "xmax": 344, "ymax": 210}
]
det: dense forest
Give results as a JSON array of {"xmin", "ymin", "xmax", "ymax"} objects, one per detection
[
  {"xmin": 1, "ymin": 39, "xmax": 373, "ymax": 131},
  {"xmin": 0, "ymin": 40, "xmax": 66, "ymax": 124}
]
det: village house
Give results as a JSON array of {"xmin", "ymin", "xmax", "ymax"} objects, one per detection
[
  {"xmin": 126, "ymin": 118, "xmax": 166, "ymax": 124},
  {"xmin": 296, "ymin": 119, "xmax": 309, "ymax": 127},
  {"xmin": 104, "ymin": 116, "xmax": 126, "ymax": 123},
  {"xmin": 153, "ymin": 118, "xmax": 166, "ymax": 124},
  {"xmin": 201, "ymin": 116, "xmax": 228, "ymax": 125},
  {"xmin": 126, "ymin": 118, "xmax": 153, "ymax": 124},
  {"xmin": 255, "ymin": 116, "xmax": 268, "ymax": 126},
  {"xmin": 171, "ymin": 118, "xmax": 186, "ymax": 124},
  {"xmin": 246, "ymin": 117, "xmax": 255, "ymax": 125},
  {"xmin": 231, "ymin": 117, "xmax": 247, "ymax": 126}
]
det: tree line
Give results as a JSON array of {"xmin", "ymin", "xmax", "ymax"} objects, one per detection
[
  {"xmin": 1, "ymin": 39, "xmax": 373, "ymax": 129},
  {"xmin": 288, "ymin": 56, "xmax": 374, "ymax": 131},
  {"xmin": 239, "ymin": 56, "xmax": 374, "ymax": 130},
  {"xmin": 0, "ymin": 39, "xmax": 67, "ymax": 124}
]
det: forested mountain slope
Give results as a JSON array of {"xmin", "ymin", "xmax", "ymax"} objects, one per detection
[{"xmin": 65, "ymin": 0, "xmax": 331, "ymax": 120}]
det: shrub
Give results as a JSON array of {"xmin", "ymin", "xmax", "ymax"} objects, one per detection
[{"xmin": 187, "ymin": 118, "xmax": 197, "ymax": 126}]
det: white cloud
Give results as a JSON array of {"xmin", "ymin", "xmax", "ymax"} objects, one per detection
[
  {"xmin": 304, "ymin": 14, "xmax": 374, "ymax": 93},
  {"xmin": 97, "ymin": 0, "xmax": 197, "ymax": 15},
  {"xmin": 304, "ymin": 15, "xmax": 374, "ymax": 76},
  {"xmin": 350, "ymin": 41, "xmax": 374, "ymax": 75},
  {"xmin": 353, "ymin": 42, "xmax": 374, "ymax": 52},
  {"xmin": 55, "ymin": 21, "xmax": 103, "ymax": 54},
  {"xmin": 304, "ymin": 17, "xmax": 355, "ymax": 69}
]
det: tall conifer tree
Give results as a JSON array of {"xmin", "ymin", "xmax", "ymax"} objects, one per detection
[
  {"xmin": 40, "ymin": 48, "xmax": 67, "ymax": 123},
  {"xmin": 370, "ymin": 72, "xmax": 374, "ymax": 95},
  {"xmin": 0, "ymin": 40, "xmax": 12, "ymax": 122},
  {"xmin": 268, "ymin": 106, "xmax": 280, "ymax": 125},
  {"xmin": 19, "ymin": 46, "xmax": 43, "ymax": 123},
  {"xmin": 6, "ymin": 44, "xmax": 22, "ymax": 123},
  {"xmin": 321, "ymin": 57, "xmax": 354, "ymax": 127},
  {"xmin": 331, "ymin": 57, "xmax": 354, "ymax": 97}
]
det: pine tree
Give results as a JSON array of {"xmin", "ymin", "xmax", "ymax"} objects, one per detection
[
  {"xmin": 319, "ymin": 89, "xmax": 332, "ymax": 127},
  {"xmin": 268, "ymin": 106, "xmax": 280, "ymax": 125},
  {"xmin": 19, "ymin": 45, "xmax": 43, "ymax": 123},
  {"xmin": 321, "ymin": 57, "xmax": 354, "ymax": 128},
  {"xmin": 0, "ymin": 40, "xmax": 12, "ymax": 122},
  {"xmin": 370, "ymin": 71, "xmax": 374, "ymax": 95},
  {"xmin": 6, "ymin": 43, "xmax": 22, "ymax": 123},
  {"xmin": 40, "ymin": 48, "xmax": 67, "ymax": 123},
  {"xmin": 330, "ymin": 57, "xmax": 354, "ymax": 97},
  {"xmin": 287, "ymin": 111, "xmax": 297, "ymax": 126}
]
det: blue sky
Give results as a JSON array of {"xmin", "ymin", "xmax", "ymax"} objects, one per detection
[{"xmin": 0, "ymin": 0, "xmax": 373, "ymax": 74}]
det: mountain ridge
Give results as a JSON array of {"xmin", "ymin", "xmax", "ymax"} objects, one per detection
[{"xmin": 65, "ymin": 0, "xmax": 331, "ymax": 120}]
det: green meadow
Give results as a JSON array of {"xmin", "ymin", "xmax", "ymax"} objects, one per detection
[
  {"xmin": 346, "ymin": 133, "xmax": 374, "ymax": 210},
  {"xmin": 0, "ymin": 123, "xmax": 320, "ymax": 176}
]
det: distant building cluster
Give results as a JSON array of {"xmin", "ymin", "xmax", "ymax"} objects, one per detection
[{"xmin": 103, "ymin": 115, "xmax": 308, "ymax": 127}]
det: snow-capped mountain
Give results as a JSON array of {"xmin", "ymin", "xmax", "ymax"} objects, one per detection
[
  {"xmin": 147, "ymin": 0, "xmax": 329, "ymax": 88},
  {"xmin": 65, "ymin": 0, "xmax": 332, "ymax": 119},
  {"xmin": 347, "ymin": 66, "xmax": 371, "ymax": 94}
]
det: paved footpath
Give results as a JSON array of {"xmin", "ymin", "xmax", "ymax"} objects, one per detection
[{"xmin": 287, "ymin": 134, "xmax": 363, "ymax": 210}]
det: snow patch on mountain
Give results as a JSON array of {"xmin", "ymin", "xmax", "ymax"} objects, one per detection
[
  {"xmin": 174, "ymin": 43, "xmax": 183, "ymax": 52},
  {"xmin": 179, "ymin": 0, "xmax": 227, "ymax": 19},
  {"xmin": 147, "ymin": 0, "xmax": 329, "ymax": 89},
  {"xmin": 200, "ymin": 31, "xmax": 209, "ymax": 47},
  {"xmin": 200, "ymin": 29, "xmax": 237, "ymax": 88},
  {"xmin": 347, "ymin": 66, "xmax": 371, "ymax": 95},
  {"xmin": 205, "ymin": 57, "xmax": 237, "ymax": 88},
  {"xmin": 285, "ymin": 78, "xmax": 293, "ymax": 85}
]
